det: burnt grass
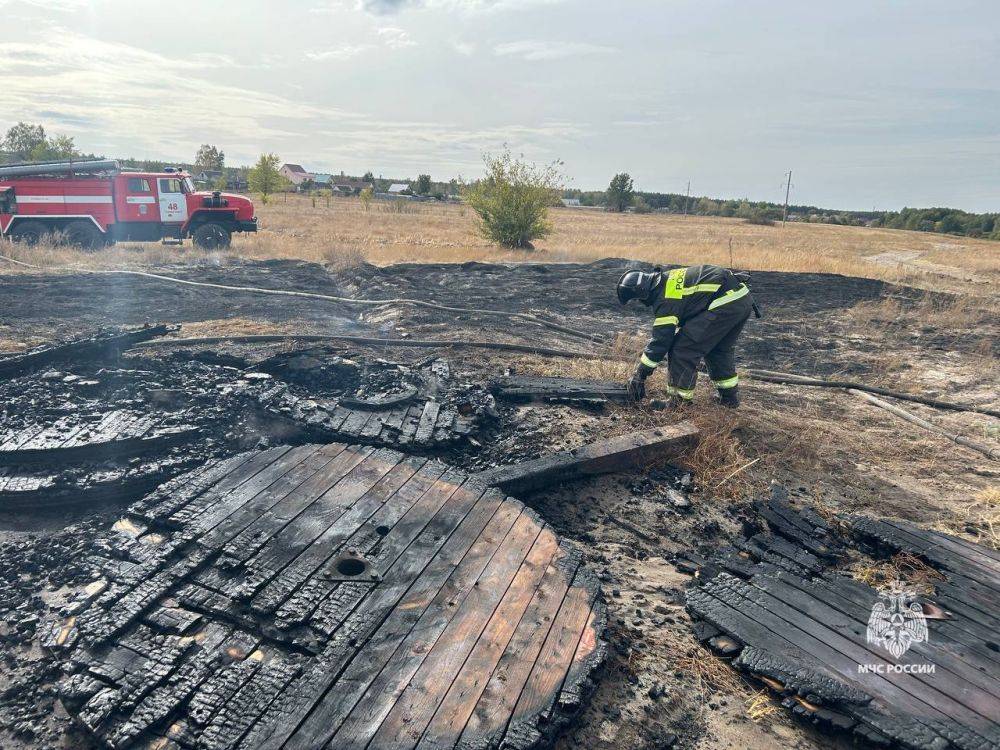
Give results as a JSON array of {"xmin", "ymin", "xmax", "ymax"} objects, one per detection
[{"xmin": 0, "ymin": 258, "xmax": 983, "ymax": 750}]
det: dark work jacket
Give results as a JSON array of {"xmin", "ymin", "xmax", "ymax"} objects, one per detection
[{"xmin": 638, "ymin": 264, "xmax": 749, "ymax": 372}]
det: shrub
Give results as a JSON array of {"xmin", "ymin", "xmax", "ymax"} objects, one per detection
[
  {"xmin": 632, "ymin": 196, "xmax": 652, "ymax": 214},
  {"xmin": 737, "ymin": 200, "xmax": 775, "ymax": 226},
  {"xmin": 743, "ymin": 210, "xmax": 775, "ymax": 226},
  {"xmin": 380, "ymin": 198, "xmax": 417, "ymax": 214},
  {"xmin": 359, "ymin": 186, "xmax": 374, "ymax": 212},
  {"xmin": 464, "ymin": 148, "xmax": 563, "ymax": 249},
  {"xmin": 321, "ymin": 245, "xmax": 366, "ymax": 270}
]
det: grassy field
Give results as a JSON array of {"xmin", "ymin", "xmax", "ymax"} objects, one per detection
[{"xmin": 2, "ymin": 194, "xmax": 998, "ymax": 293}]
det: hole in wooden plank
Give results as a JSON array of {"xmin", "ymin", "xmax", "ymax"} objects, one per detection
[
  {"xmin": 375, "ymin": 525, "xmax": 390, "ymax": 536},
  {"xmin": 336, "ymin": 557, "xmax": 368, "ymax": 577}
]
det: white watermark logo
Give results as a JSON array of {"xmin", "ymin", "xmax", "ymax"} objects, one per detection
[{"xmin": 859, "ymin": 581, "xmax": 934, "ymax": 674}]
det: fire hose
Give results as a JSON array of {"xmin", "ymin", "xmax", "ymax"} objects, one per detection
[
  {"xmin": 3, "ymin": 253, "xmax": 996, "ymax": 458},
  {"xmin": 0, "ymin": 253, "xmax": 602, "ymax": 343}
]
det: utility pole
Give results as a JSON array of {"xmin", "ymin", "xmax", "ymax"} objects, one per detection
[
  {"xmin": 782, "ymin": 170, "xmax": 792, "ymax": 226},
  {"xmin": 684, "ymin": 180, "xmax": 690, "ymax": 215}
]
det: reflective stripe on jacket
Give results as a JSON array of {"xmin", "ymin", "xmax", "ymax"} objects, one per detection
[{"xmin": 639, "ymin": 264, "xmax": 748, "ymax": 370}]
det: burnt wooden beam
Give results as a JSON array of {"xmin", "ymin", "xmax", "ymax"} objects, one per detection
[
  {"xmin": 0, "ymin": 325, "xmax": 170, "ymax": 380},
  {"xmin": 479, "ymin": 422, "xmax": 699, "ymax": 495},
  {"xmin": 492, "ymin": 375, "xmax": 630, "ymax": 406}
]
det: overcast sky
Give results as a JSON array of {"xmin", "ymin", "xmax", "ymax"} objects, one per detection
[{"xmin": 2, "ymin": 0, "xmax": 998, "ymax": 211}]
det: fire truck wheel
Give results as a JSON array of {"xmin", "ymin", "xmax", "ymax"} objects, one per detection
[
  {"xmin": 9, "ymin": 221, "xmax": 47, "ymax": 246},
  {"xmin": 192, "ymin": 222, "xmax": 231, "ymax": 250},
  {"xmin": 65, "ymin": 220, "xmax": 102, "ymax": 251}
]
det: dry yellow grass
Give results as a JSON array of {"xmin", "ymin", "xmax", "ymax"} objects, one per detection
[
  {"xmin": 850, "ymin": 552, "xmax": 945, "ymax": 595},
  {"xmin": 935, "ymin": 487, "xmax": 1000, "ymax": 550},
  {"xmin": 744, "ymin": 690, "xmax": 783, "ymax": 723},
  {"xmin": 3, "ymin": 195, "xmax": 998, "ymax": 294}
]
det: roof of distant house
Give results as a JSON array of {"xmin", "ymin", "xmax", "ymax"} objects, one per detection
[
  {"xmin": 388, "ymin": 183, "xmax": 410, "ymax": 193},
  {"xmin": 561, "ymin": 198, "xmax": 582, "ymax": 207},
  {"xmin": 311, "ymin": 173, "xmax": 334, "ymax": 183},
  {"xmin": 283, "ymin": 163, "xmax": 308, "ymax": 173}
]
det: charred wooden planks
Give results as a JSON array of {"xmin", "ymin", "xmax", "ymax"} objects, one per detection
[
  {"xmin": 0, "ymin": 325, "xmax": 170, "ymax": 380},
  {"xmin": 47, "ymin": 443, "xmax": 604, "ymax": 750},
  {"xmin": 479, "ymin": 422, "xmax": 699, "ymax": 495},
  {"xmin": 681, "ymin": 494, "xmax": 1000, "ymax": 750}
]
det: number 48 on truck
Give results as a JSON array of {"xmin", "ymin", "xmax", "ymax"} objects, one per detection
[{"xmin": 0, "ymin": 159, "xmax": 257, "ymax": 250}]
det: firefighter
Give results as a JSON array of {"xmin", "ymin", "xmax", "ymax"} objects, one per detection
[{"xmin": 617, "ymin": 264, "xmax": 753, "ymax": 408}]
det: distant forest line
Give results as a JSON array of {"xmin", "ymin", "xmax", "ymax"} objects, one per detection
[{"xmin": 563, "ymin": 188, "xmax": 1000, "ymax": 241}]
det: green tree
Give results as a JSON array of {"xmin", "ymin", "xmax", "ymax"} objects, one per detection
[
  {"xmin": 248, "ymin": 153, "xmax": 286, "ymax": 204},
  {"xmin": 28, "ymin": 133, "xmax": 78, "ymax": 161},
  {"xmin": 415, "ymin": 173, "xmax": 432, "ymax": 195},
  {"xmin": 464, "ymin": 148, "xmax": 563, "ymax": 249},
  {"xmin": 194, "ymin": 144, "xmax": 225, "ymax": 171},
  {"xmin": 606, "ymin": 172, "xmax": 634, "ymax": 212},
  {"xmin": 362, "ymin": 171, "xmax": 375, "ymax": 182},
  {"xmin": 2, "ymin": 122, "xmax": 47, "ymax": 160}
]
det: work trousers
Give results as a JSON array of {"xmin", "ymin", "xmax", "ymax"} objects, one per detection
[{"xmin": 667, "ymin": 296, "xmax": 752, "ymax": 398}]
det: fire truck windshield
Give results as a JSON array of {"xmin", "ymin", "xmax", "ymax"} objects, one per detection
[{"xmin": 182, "ymin": 177, "xmax": 195, "ymax": 193}]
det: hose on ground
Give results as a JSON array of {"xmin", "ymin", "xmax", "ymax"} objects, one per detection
[
  {"xmin": 129, "ymin": 333, "xmax": 600, "ymax": 359},
  {"xmin": 849, "ymin": 389, "xmax": 998, "ymax": 461},
  {"xmin": 5, "ymin": 253, "xmax": 995, "ymax": 420},
  {"xmin": 0, "ymin": 253, "xmax": 602, "ymax": 343},
  {"xmin": 746, "ymin": 368, "xmax": 1000, "ymax": 419}
]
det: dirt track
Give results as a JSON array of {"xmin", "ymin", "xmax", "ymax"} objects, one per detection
[{"xmin": 1, "ymin": 258, "xmax": 996, "ymax": 750}]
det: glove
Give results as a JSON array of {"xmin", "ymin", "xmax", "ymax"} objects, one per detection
[{"xmin": 626, "ymin": 371, "xmax": 647, "ymax": 401}]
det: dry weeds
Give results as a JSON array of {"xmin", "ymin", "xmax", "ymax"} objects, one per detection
[
  {"xmin": 167, "ymin": 318, "xmax": 307, "ymax": 339},
  {"xmin": 744, "ymin": 690, "xmax": 783, "ymax": 724},
  {"xmin": 676, "ymin": 649, "xmax": 747, "ymax": 697},
  {"xmin": 850, "ymin": 551, "xmax": 945, "ymax": 595},
  {"xmin": 935, "ymin": 487, "xmax": 1000, "ymax": 550},
  {"xmin": 4, "ymin": 195, "xmax": 998, "ymax": 295}
]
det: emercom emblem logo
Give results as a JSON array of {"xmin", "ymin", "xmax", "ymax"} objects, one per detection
[{"xmin": 859, "ymin": 581, "xmax": 935, "ymax": 674}]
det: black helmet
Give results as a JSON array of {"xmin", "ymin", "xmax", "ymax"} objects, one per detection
[{"xmin": 616, "ymin": 269, "xmax": 661, "ymax": 306}]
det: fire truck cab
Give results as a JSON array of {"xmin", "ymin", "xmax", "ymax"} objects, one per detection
[{"xmin": 0, "ymin": 159, "xmax": 257, "ymax": 250}]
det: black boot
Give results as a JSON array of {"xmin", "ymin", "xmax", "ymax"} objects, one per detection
[{"xmin": 717, "ymin": 386, "xmax": 740, "ymax": 408}]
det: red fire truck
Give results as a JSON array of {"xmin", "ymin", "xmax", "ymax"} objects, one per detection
[{"xmin": 0, "ymin": 159, "xmax": 257, "ymax": 250}]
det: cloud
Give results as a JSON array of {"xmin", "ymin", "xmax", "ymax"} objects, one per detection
[
  {"xmin": 376, "ymin": 26, "xmax": 416, "ymax": 48},
  {"xmin": 304, "ymin": 28, "xmax": 414, "ymax": 61},
  {"xmin": 351, "ymin": 0, "xmax": 563, "ymax": 15},
  {"xmin": 0, "ymin": 28, "xmax": 581, "ymax": 176},
  {"xmin": 452, "ymin": 40, "xmax": 476, "ymax": 56},
  {"xmin": 493, "ymin": 39, "xmax": 615, "ymax": 61},
  {"xmin": 0, "ymin": 0, "xmax": 88, "ymax": 9},
  {"xmin": 304, "ymin": 44, "xmax": 374, "ymax": 60},
  {"xmin": 0, "ymin": 30, "xmax": 361, "ymax": 160},
  {"xmin": 358, "ymin": 0, "xmax": 414, "ymax": 13}
]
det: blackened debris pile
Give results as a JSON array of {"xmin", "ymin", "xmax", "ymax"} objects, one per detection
[
  {"xmin": 0, "ymin": 357, "xmax": 274, "ymax": 512},
  {"xmin": 45, "ymin": 442, "xmax": 604, "ymax": 750},
  {"xmin": 261, "ymin": 354, "xmax": 495, "ymax": 448},
  {"xmin": 0, "ymin": 325, "xmax": 169, "ymax": 380},
  {"xmin": 678, "ymin": 491, "xmax": 1000, "ymax": 750},
  {"xmin": 1, "ymin": 340, "xmax": 490, "ymax": 512}
]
